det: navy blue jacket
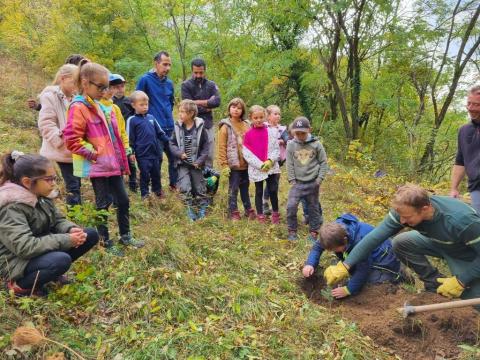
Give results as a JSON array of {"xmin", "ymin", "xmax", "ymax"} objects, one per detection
[
  {"xmin": 181, "ymin": 77, "xmax": 221, "ymax": 129},
  {"xmin": 136, "ymin": 71, "xmax": 175, "ymax": 131},
  {"xmin": 305, "ymin": 213, "xmax": 400, "ymax": 295},
  {"xmin": 455, "ymin": 120, "xmax": 480, "ymax": 191},
  {"xmin": 128, "ymin": 114, "xmax": 169, "ymax": 160}
]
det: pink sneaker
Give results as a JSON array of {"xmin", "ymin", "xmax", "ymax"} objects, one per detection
[
  {"xmin": 230, "ymin": 210, "xmax": 241, "ymax": 221},
  {"xmin": 245, "ymin": 208, "xmax": 256, "ymax": 220},
  {"xmin": 271, "ymin": 212, "xmax": 280, "ymax": 224},
  {"xmin": 257, "ymin": 214, "xmax": 266, "ymax": 223}
]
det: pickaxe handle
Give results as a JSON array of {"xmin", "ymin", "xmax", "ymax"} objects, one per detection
[{"xmin": 398, "ymin": 298, "xmax": 480, "ymax": 317}]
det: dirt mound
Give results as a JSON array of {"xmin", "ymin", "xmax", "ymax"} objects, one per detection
[{"xmin": 300, "ymin": 275, "xmax": 479, "ymax": 360}]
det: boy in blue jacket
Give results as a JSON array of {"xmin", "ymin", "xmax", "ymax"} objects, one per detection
[
  {"xmin": 128, "ymin": 91, "xmax": 170, "ymax": 200},
  {"xmin": 302, "ymin": 213, "xmax": 402, "ymax": 299}
]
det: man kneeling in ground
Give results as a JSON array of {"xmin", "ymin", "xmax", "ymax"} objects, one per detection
[
  {"xmin": 303, "ymin": 213, "xmax": 403, "ymax": 299},
  {"xmin": 324, "ymin": 184, "xmax": 480, "ymax": 309}
]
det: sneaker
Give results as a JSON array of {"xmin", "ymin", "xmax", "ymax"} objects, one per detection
[
  {"xmin": 263, "ymin": 202, "xmax": 272, "ymax": 216},
  {"xmin": 105, "ymin": 244, "xmax": 125, "ymax": 257},
  {"xmin": 55, "ymin": 274, "xmax": 73, "ymax": 286},
  {"xmin": 5, "ymin": 280, "xmax": 48, "ymax": 297},
  {"xmin": 120, "ymin": 233, "xmax": 145, "ymax": 248},
  {"xmin": 230, "ymin": 210, "xmax": 241, "ymax": 221},
  {"xmin": 245, "ymin": 208, "xmax": 256, "ymax": 220},
  {"xmin": 257, "ymin": 214, "xmax": 266, "ymax": 223},
  {"xmin": 197, "ymin": 204, "xmax": 207, "ymax": 220},
  {"xmin": 307, "ymin": 231, "xmax": 319, "ymax": 243},
  {"xmin": 155, "ymin": 190, "xmax": 166, "ymax": 199},
  {"xmin": 187, "ymin": 206, "xmax": 197, "ymax": 221},
  {"xmin": 271, "ymin": 212, "xmax": 280, "ymax": 224},
  {"xmin": 287, "ymin": 230, "xmax": 298, "ymax": 241}
]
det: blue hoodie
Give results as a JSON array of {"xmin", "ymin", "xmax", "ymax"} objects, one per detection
[
  {"xmin": 136, "ymin": 70, "xmax": 175, "ymax": 131},
  {"xmin": 305, "ymin": 213, "xmax": 400, "ymax": 295}
]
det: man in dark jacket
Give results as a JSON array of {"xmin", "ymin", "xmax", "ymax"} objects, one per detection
[
  {"xmin": 181, "ymin": 58, "xmax": 221, "ymax": 167},
  {"xmin": 303, "ymin": 213, "xmax": 402, "ymax": 299},
  {"xmin": 136, "ymin": 51, "xmax": 177, "ymax": 190},
  {"xmin": 451, "ymin": 85, "xmax": 480, "ymax": 213}
]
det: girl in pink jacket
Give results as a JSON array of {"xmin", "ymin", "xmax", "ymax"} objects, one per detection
[{"xmin": 64, "ymin": 63, "xmax": 143, "ymax": 257}]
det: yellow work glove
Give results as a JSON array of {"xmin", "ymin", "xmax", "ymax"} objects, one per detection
[
  {"xmin": 221, "ymin": 167, "xmax": 231, "ymax": 177},
  {"xmin": 437, "ymin": 276, "xmax": 464, "ymax": 298},
  {"xmin": 324, "ymin": 262, "xmax": 349, "ymax": 286},
  {"xmin": 260, "ymin": 159, "xmax": 273, "ymax": 172}
]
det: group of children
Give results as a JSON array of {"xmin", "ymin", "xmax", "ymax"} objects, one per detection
[{"xmin": 0, "ymin": 55, "xmax": 404, "ymax": 300}]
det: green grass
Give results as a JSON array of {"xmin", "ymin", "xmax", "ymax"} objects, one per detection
[{"xmin": 0, "ymin": 52, "xmax": 476, "ymax": 359}]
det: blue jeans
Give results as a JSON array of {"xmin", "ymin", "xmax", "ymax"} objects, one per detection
[
  {"xmin": 57, "ymin": 162, "xmax": 81, "ymax": 206},
  {"xmin": 137, "ymin": 157, "xmax": 161, "ymax": 197},
  {"xmin": 470, "ymin": 190, "xmax": 480, "ymax": 215},
  {"xmin": 16, "ymin": 228, "xmax": 98, "ymax": 288},
  {"xmin": 228, "ymin": 169, "xmax": 252, "ymax": 213},
  {"xmin": 163, "ymin": 129, "xmax": 178, "ymax": 187}
]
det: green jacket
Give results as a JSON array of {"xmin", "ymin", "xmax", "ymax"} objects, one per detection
[{"xmin": 0, "ymin": 182, "xmax": 75, "ymax": 281}]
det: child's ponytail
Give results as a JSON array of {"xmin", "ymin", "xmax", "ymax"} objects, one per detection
[{"xmin": 0, "ymin": 151, "xmax": 51, "ymax": 185}]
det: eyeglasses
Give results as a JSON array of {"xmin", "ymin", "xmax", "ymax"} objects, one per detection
[
  {"xmin": 32, "ymin": 175, "xmax": 58, "ymax": 184},
  {"xmin": 89, "ymin": 81, "xmax": 109, "ymax": 92}
]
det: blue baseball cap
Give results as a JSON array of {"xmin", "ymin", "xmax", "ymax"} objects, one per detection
[{"xmin": 109, "ymin": 73, "xmax": 125, "ymax": 85}]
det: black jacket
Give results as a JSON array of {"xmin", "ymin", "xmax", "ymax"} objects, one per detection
[{"xmin": 181, "ymin": 77, "xmax": 221, "ymax": 129}]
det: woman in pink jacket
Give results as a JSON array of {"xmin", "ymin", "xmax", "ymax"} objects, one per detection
[{"xmin": 38, "ymin": 64, "xmax": 81, "ymax": 206}]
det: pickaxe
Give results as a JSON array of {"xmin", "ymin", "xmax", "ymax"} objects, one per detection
[{"xmin": 397, "ymin": 298, "xmax": 480, "ymax": 318}]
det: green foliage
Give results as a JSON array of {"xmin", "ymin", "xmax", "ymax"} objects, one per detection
[{"xmin": 67, "ymin": 201, "xmax": 110, "ymax": 228}]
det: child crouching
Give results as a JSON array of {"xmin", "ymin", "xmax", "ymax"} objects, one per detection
[{"xmin": 170, "ymin": 100, "xmax": 210, "ymax": 220}]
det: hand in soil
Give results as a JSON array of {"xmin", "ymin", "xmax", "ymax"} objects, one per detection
[
  {"xmin": 302, "ymin": 265, "xmax": 314, "ymax": 277},
  {"xmin": 331, "ymin": 286, "xmax": 351, "ymax": 299}
]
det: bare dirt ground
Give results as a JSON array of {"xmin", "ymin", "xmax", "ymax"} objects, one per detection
[{"xmin": 300, "ymin": 275, "xmax": 480, "ymax": 360}]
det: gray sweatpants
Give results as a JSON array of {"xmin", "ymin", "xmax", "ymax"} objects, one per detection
[
  {"xmin": 286, "ymin": 181, "xmax": 321, "ymax": 232},
  {"xmin": 177, "ymin": 165, "xmax": 207, "ymax": 206}
]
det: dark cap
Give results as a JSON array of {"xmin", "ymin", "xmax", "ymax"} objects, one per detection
[
  {"xmin": 290, "ymin": 117, "xmax": 311, "ymax": 132},
  {"xmin": 109, "ymin": 73, "xmax": 125, "ymax": 85}
]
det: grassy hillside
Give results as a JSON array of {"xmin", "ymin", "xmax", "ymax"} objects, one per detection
[{"xmin": 0, "ymin": 55, "xmax": 477, "ymax": 360}]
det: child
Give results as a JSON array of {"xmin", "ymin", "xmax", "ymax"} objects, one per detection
[
  {"xmin": 242, "ymin": 105, "xmax": 281, "ymax": 223},
  {"xmin": 128, "ymin": 90, "xmax": 169, "ymax": 200},
  {"xmin": 263, "ymin": 105, "xmax": 288, "ymax": 216},
  {"xmin": 217, "ymin": 98, "xmax": 255, "ymax": 221},
  {"xmin": 0, "ymin": 151, "xmax": 98, "ymax": 296},
  {"xmin": 99, "ymin": 75, "xmax": 133, "ymax": 164},
  {"xmin": 38, "ymin": 64, "xmax": 81, "ymax": 206},
  {"xmin": 286, "ymin": 117, "xmax": 327, "ymax": 241},
  {"xmin": 111, "ymin": 73, "xmax": 137, "ymax": 193},
  {"xmin": 170, "ymin": 99, "xmax": 210, "ymax": 220},
  {"xmin": 64, "ymin": 62, "xmax": 143, "ymax": 257},
  {"xmin": 302, "ymin": 214, "xmax": 403, "ymax": 299}
]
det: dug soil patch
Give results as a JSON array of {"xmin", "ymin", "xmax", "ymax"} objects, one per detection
[{"xmin": 300, "ymin": 275, "xmax": 479, "ymax": 360}]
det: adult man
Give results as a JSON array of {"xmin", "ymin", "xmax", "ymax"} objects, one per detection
[
  {"xmin": 181, "ymin": 58, "xmax": 221, "ymax": 167},
  {"xmin": 136, "ymin": 51, "xmax": 177, "ymax": 190},
  {"xmin": 324, "ymin": 184, "xmax": 480, "ymax": 308},
  {"xmin": 451, "ymin": 85, "xmax": 480, "ymax": 213}
]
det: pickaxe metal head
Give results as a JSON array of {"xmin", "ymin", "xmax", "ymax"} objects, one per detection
[{"xmin": 397, "ymin": 301, "xmax": 415, "ymax": 318}]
